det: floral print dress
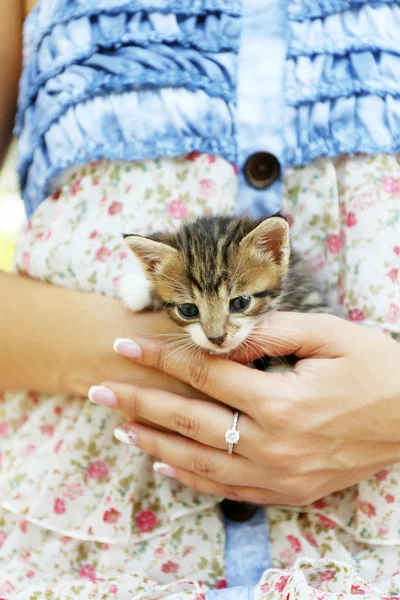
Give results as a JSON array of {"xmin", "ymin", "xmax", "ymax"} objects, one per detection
[{"xmin": 0, "ymin": 152, "xmax": 399, "ymax": 600}]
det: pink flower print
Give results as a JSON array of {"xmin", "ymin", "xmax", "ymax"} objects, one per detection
[
  {"xmin": 52, "ymin": 189, "xmax": 61, "ymax": 201},
  {"xmin": 195, "ymin": 595, "xmax": 206, "ymax": 600},
  {"xmin": 319, "ymin": 515, "xmax": 337, "ymax": 529},
  {"xmin": 54, "ymin": 406, "xmax": 62, "ymax": 415},
  {"xmin": 232, "ymin": 164, "xmax": 239, "ymax": 175},
  {"xmin": 24, "ymin": 220, "xmax": 33, "ymax": 233},
  {"xmin": 327, "ymin": 233, "xmax": 340, "ymax": 255},
  {"xmin": 305, "ymin": 530, "xmax": 318, "ymax": 548},
  {"xmin": 186, "ymin": 151, "xmax": 202, "ymax": 161},
  {"xmin": 287, "ymin": 535, "xmax": 302, "ymax": 553},
  {"xmin": 20, "ymin": 521, "xmax": 27, "ymax": 533},
  {"xmin": 374, "ymin": 469, "xmax": 390, "ymax": 481},
  {"xmin": 136, "ymin": 509, "xmax": 157, "ymax": 532},
  {"xmin": 19, "ymin": 552, "xmax": 31, "ymax": 564},
  {"xmin": 108, "ymin": 201, "xmax": 123, "ymax": 216},
  {"xmin": 261, "ymin": 583, "xmax": 271, "ymax": 592},
  {"xmin": 167, "ymin": 199, "xmax": 189, "ymax": 220},
  {"xmin": 385, "ymin": 493, "xmax": 395, "ymax": 503},
  {"xmin": 161, "ymin": 560, "xmax": 179, "ymax": 574},
  {"xmin": 320, "ymin": 570, "xmax": 335, "ymax": 582},
  {"xmin": 346, "ymin": 211, "xmax": 357, "ymax": 227},
  {"xmin": 183, "ymin": 545, "xmax": 195, "ymax": 556},
  {"xmin": 21, "ymin": 252, "xmax": 31, "ymax": 272},
  {"xmin": 386, "ymin": 304, "xmax": 400, "ymax": 324},
  {"xmin": 87, "ymin": 460, "xmax": 109, "ymax": 480},
  {"xmin": 54, "ymin": 498, "xmax": 66, "ymax": 515},
  {"xmin": 350, "ymin": 585, "xmax": 366, "ymax": 595},
  {"xmin": 119, "ymin": 251, "xmax": 128, "ymax": 260},
  {"xmin": 215, "ymin": 579, "xmax": 228, "ymax": 590},
  {"xmin": 0, "ymin": 582, "xmax": 15, "ymax": 596},
  {"xmin": 54, "ymin": 439, "xmax": 64, "ymax": 453},
  {"xmin": 26, "ymin": 571, "xmax": 35, "ymax": 579},
  {"xmin": 0, "ymin": 531, "xmax": 7, "ymax": 549},
  {"xmin": 312, "ymin": 498, "xmax": 328, "ymax": 509},
  {"xmin": 112, "ymin": 276, "xmax": 121, "ymax": 292},
  {"xmin": 387, "ymin": 268, "xmax": 399, "ymax": 283},
  {"xmin": 381, "ymin": 176, "xmax": 400, "ymax": 195},
  {"xmin": 394, "ymin": 246, "xmax": 400, "ymax": 255},
  {"xmin": 21, "ymin": 444, "xmax": 36, "ymax": 457},
  {"xmin": 199, "ymin": 178, "xmax": 217, "ymax": 198},
  {"xmin": 109, "ymin": 584, "xmax": 118, "ymax": 594},
  {"xmin": 78, "ymin": 564, "xmax": 96, "ymax": 583},
  {"xmin": 208, "ymin": 155, "xmax": 216, "ymax": 163},
  {"xmin": 63, "ymin": 482, "xmax": 84, "ymax": 500},
  {"xmin": 70, "ymin": 179, "xmax": 82, "ymax": 196},
  {"xmin": 154, "ymin": 547, "xmax": 164, "ymax": 557},
  {"xmin": 89, "ymin": 230, "xmax": 98, "ymax": 239},
  {"xmin": 348, "ymin": 309, "xmax": 366, "ymax": 322},
  {"xmin": 95, "ymin": 246, "xmax": 112, "ymax": 262},
  {"xmin": 40, "ymin": 424, "xmax": 54, "ymax": 437},
  {"xmin": 358, "ymin": 501, "xmax": 376, "ymax": 517},
  {"xmin": 103, "ymin": 508, "xmax": 121, "ymax": 524},
  {"xmin": 0, "ymin": 421, "xmax": 8, "ymax": 436},
  {"xmin": 275, "ymin": 576, "xmax": 290, "ymax": 592},
  {"xmin": 308, "ymin": 253, "xmax": 325, "ymax": 273},
  {"xmin": 378, "ymin": 525, "xmax": 389, "ymax": 535}
]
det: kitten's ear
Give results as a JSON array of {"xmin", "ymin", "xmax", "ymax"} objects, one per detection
[
  {"xmin": 123, "ymin": 234, "xmax": 177, "ymax": 273},
  {"xmin": 240, "ymin": 217, "xmax": 290, "ymax": 264}
]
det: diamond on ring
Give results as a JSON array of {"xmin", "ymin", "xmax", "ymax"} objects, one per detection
[
  {"xmin": 225, "ymin": 429, "xmax": 240, "ymax": 445},
  {"xmin": 225, "ymin": 411, "xmax": 240, "ymax": 454}
]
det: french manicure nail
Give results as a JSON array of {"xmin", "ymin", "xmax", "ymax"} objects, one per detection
[
  {"xmin": 153, "ymin": 462, "xmax": 177, "ymax": 479},
  {"xmin": 113, "ymin": 338, "xmax": 142, "ymax": 359},
  {"xmin": 114, "ymin": 426, "xmax": 137, "ymax": 446},
  {"xmin": 88, "ymin": 385, "xmax": 117, "ymax": 408}
]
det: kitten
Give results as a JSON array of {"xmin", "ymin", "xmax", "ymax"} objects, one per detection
[{"xmin": 120, "ymin": 215, "xmax": 334, "ymax": 355}]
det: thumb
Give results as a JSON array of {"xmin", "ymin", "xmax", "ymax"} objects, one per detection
[{"xmin": 233, "ymin": 312, "xmax": 346, "ymax": 363}]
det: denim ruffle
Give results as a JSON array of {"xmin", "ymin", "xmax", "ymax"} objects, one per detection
[{"xmin": 17, "ymin": 0, "xmax": 400, "ymax": 218}]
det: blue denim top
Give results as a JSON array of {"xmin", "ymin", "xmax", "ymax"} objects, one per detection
[{"xmin": 17, "ymin": 0, "xmax": 400, "ymax": 218}]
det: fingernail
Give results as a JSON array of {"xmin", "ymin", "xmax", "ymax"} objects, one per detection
[
  {"xmin": 114, "ymin": 426, "xmax": 137, "ymax": 446},
  {"xmin": 113, "ymin": 338, "xmax": 142, "ymax": 359},
  {"xmin": 88, "ymin": 385, "xmax": 117, "ymax": 408},
  {"xmin": 153, "ymin": 462, "xmax": 177, "ymax": 479}
]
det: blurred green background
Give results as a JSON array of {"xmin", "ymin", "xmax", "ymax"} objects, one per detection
[{"xmin": 0, "ymin": 141, "xmax": 26, "ymax": 272}]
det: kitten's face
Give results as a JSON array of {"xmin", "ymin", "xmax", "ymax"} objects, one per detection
[{"xmin": 125, "ymin": 216, "xmax": 290, "ymax": 354}]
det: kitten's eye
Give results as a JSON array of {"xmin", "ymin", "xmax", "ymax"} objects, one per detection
[
  {"xmin": 178, "ymin": 303, "xmax": 199, "ymax": 319},
  {"xmin": 230, "ymin": 296, "xmax": 251, "ymax": 313}
]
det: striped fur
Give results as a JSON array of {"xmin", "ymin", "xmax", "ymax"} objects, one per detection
[{"xmin": 125, "ymin": 215, "xmax": 334, "ymax": 354}]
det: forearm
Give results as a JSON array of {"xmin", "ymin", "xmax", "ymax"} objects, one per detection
[
  {"xmin": 0, "ymin": 271, "xmax": 193, "ymax": 397},
  {"xmin": 0, "ymin": 1, "xmax": 22, "ymax": 167}
]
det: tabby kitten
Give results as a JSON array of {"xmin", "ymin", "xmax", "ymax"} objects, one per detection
[{"xmin": 121, "ymin": 215, "xmax": 333, "ymax": 354}]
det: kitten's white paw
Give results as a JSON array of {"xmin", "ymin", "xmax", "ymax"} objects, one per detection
[{"xmin": 120, "ymin": 272, "xmax": 153, "ymax": 312}]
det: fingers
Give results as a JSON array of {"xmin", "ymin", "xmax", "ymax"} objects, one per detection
[
  {"xmin": 114, "ymin": 422, "xmax": 275, "ymax": 489},
  {"xmin": 232, "ymin": 311, "xmax": 347, "ymax": 363},
  {"xmin": 114, "ymin": 337, "xmax": 268, "ymax": 417},
  {"xmin": 104, "ymin": 381, "xmax": 261, "ymax": 456},
  {"xmin": 153, "ymin": 463, "xmax": 297, "ymax": 506}
]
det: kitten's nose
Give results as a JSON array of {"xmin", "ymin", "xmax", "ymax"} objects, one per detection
[{"xmin": 208, "ymin": 335, "xmax": 226, "ymax": 346}]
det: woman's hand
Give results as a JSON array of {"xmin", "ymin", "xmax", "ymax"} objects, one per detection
[
  {"xmin": 0, "ymin": 271, "xmax": 209, "ymax": 401},
  {"xmin": 95, "ymin": 313, "xmax": 400, "ymax": 505}
]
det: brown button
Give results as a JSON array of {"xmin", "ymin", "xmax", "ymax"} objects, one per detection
[
  {"xmin": 244, "ymin": 152, "xmax": 281, "ymax": 190},
  {"xmin": 219, "ymin": 500, "xmax": 258, "ymax": 522}
]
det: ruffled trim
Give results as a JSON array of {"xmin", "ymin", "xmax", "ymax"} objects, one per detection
[
  {"xmin": 0, "ymin": 391, "xmax": 219, "ymax": 545},
  {"xmin": 289, "ymin": 4, "xmax": 400, "ymax": 57},
  {"xmin": 288, "ymin": 0, "xmax": 395, "ymax": 22},
  {"xmin": 17, "ymin": 10, "xmax": 239, "ymax": 124},
  {"xmin": 286, "ymin": 52, "xmax": 400, "ymax": 104},
  {"xmin": 284, "ymin": 94, "xmax": 400, "ymax": 167}
]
